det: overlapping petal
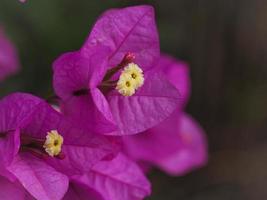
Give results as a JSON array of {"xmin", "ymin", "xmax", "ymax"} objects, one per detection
[
  {"xmin": 0, "ymin": 129, "xmax": 20, "ymax": 168},
  {"xmin": 63, "ymin": 182, "xmax": 104, "ymax": 200},
  {"xmin": 53, "ymin": 45, "xmax": 111, "ymax": 99},
  {"xmin": 0, "ymin": 92, "xmax": 43, "ymax": 132},
  {"xmin": 124, "ymin": 113, "xmax": 208, "ymax": 176},
  {"xmin": 52, "ymin": 6, "xmax": 181, "ymax": 136},
  {"xmin": 0, "ymin": 175, "xmax": 29, "ymax": 200},
  {"xmin": 0, "ymin": 93, "xmax": 43, "ymax": 176},
  {"xmin": 53, "ymin": 48, "xmax": 116, "ymax": 134},
  {"xmin": 20, "ymin": 94, "xmax": 120, "ymax": 175},
  {"xmin": 7, "ymin": 153, "xmax": 69, "ymax": 200},
  {"xmin": 108, "ymin": 72, "xmax": 180, "ymax": 135},
  {"xmin": 0, "ymin": 93, "xmax": 121, "ymax": 199},
  {"xmin": 156, "ymin": 54, "xmax": 191, "ymax": 107},
  {"xmin": 75, "ymin": 153, "xmax": 151, "ymax": 200},
  {"xmin": 82, "ymin": 5, "xmax": 159, "ymax": 70}
]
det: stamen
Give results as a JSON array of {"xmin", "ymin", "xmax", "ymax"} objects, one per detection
[
  {"xmin": 43, "ymin": 130, "xmax": 64, "ymax": 157},
  {"xmin": 71, "ymin": 52, "xmax": 144, "ymax": 97},
  {"xmin": 122, "ymin": 63, "xmax": 144, "ymax": 89},
  {"xmin": 116, "ymin": 73, "xmax": 136, "ymax": 96}
]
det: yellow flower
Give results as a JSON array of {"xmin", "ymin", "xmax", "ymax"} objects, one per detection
[
  {"xmin": 123, "ymin": 63, "xmax": 144, "ymax": 88},
  {"xmin": 43, "ymin": 130, "xmax": 63, "ymax": 157},
  {"xmin": 116, "ymin": 73, "xmax": 136, "ymax": 96}
]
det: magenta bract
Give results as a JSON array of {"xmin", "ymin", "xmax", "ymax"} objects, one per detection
[
  {"xmin": 53, "ymin": 5, "xmax": 180, "ymax": 136},
  {"xmin": 0, "ymin": 93, "xmax": 120, "ymax": 200},
  {"xmin": 123, "ymin": 55, "xmax": 208, "ymax": 176},
  {"xmin": 73, "ymin": 153, "xmax": 151, "ymax": 200},
  {"xmin": 0, "ymin": 28, "xmax": 19, "ymax": 81},
  {"xmin": 0, "ymin": 175, "xmax": 33, "ymax": 200}
]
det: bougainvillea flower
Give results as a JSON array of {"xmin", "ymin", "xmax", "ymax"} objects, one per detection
[
  {"xmin": 53, "ymin": 5, "xmax": 180, "ymax": 136},
  {"xmin": 123, "ymin": 55, "xmax": 208, "ymax": 176},
  {"xmin": 70, "ymin": 153, "xmax": 151, "ymax": 200},
  {"xmin": 0, "ymin": 93, "xmax": 120, "ymax": 200},
  {"xmin": 0, "ymin": 28, "xmax": 19, "ymax": 81}
]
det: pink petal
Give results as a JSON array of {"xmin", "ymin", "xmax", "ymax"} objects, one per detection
[
  {"xmin": 53, "ymin": 46, "xmax": 110, "ymax": 100},
  {"xmin": 0, "ymin": 176, "xmax": 27, "ymax": 200},
  {"xmin": 21, "ymin": 100, "xmax": 120, "ymax": 175},
  {"xmin": 107, "ymin": 72, "xmax": 180, "ymax": 135},
  {"xmin": 82, "ymin": 5, "xmax": 159, "ymax": 70},
  {"xmin": 53, "ymin": 49, "xmax": 116, "ymax": 134},
  {"xmin": 47, "ymin": 123, "xmax": 121, "ymax": 175},
  {"xmin": 75, "ymin": 153, "xmax": 151, "ymax": 200},
  {"xmin": 0, "ymin": 28, "xmax": 20, "ymax": 81},
  {"xmin": 60, "ymin": 94, "xmax": 116, "ymax": 134},
  {"xmin": 63, "ymin": 182, "xmax": 104, "ymax": 200},
  {"xmin": 158, "ymin": 113, "xmax": 208, "ymax": 175},
  {"xmin": 52, "ymin": 51, "xmax": 91, "ymax": 100},
  {"xmin": 0, "ymin": 129, "xmax": 20, "ymax": 167},
  {"xmin": 0, "ymin": 176, "xmax": 34, "ymax": 199},
  {"xmin": 7, "ymin": 153, "xmax": 69, "ymax": 200},
  {"xmin": 124, "ymin": 113, "xmax": 208, "ymax": 176},
  {"xmin": 156, "ymin": 54, "xmax": 191, "ymax": 107},
  {"xmin": 0, "ymin": 93, "xmax": 43, "ymax": 177},
  {"xmin": 91, "ymin": 88, "xmax": 115, "ymax": 125},
  {"xmin": 0, "ymin": 92, "xmax": 43, "ymax": 132}
]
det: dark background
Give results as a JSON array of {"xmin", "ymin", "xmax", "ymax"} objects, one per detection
[{"xmin": 1, "ymin": 0, "xmax": 267, "ymax": 199}]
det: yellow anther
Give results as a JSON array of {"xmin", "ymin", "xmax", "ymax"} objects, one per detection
[
  {"xmin": 123, "ymin": 63, "xmax": 144, "ymax": 88},
  {"xmin": 116, "ymin": 73, "xmax": 136, "ymax": 96},
  {"xmin": 43, "ymin": 130, "xmax": 63, "ymax": 157}
]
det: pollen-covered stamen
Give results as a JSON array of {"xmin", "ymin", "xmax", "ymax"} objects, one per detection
[
  {"xmin": 116, "ymin": 73, "xmax": 136, "ymax": 96},
  {"xmin": 115, "ymin": 62, "xmax": 144, "ymax": 96},
  {"xmin": 123, "ymin": 63, "xmax": 144, "ymax": 89},
  {"xmin": 43, "ymin": 130, "xmax": 64, "ymax": 157}
]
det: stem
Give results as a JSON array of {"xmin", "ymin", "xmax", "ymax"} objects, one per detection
[
  {"xmin": 20, "ymin": 146, "xmax": 47, "ymax": 160},
  {"xmin": 20, "ymin": 135, "xmax": 44, "ymax": 146},
  {"xmin": 103, "ymin": 52, "xmax": 135, "ymax": 82},
  {"xmin": 100, "ymin": 80, "xmax": 118, "ymax": 87}
]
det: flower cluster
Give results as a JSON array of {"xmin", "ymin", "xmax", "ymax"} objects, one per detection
[{"xmin": 0, "ymin": 5, "xmax": 207, "ymax": 200}]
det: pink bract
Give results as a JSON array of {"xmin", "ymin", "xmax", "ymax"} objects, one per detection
[
  {"xmin": 124, "ymin": 113, "xmax": 208, "ymax": 176},
  {"xmin": 73, "ymin": 153, "xmax": 151, "ymax": 200},
  {"xmin": 0, "ymin": 175, "xmax": 33, "ymax": 200},
  {"xmin": 123, "ymin": 55, "xmax": 208, "ymax": 176},
  {"xmin": 0, "ymin": 93, "xmax": 120, "ymax": 200},
  {"xmin": 0, "ymin": 28, "xmax": 20, "ymax": 81},
  {"xmin": 53, "ymin": 5, "xmax": 180, "ymax": 136}
]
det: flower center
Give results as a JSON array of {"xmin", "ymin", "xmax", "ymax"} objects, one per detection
[
  {"xmin": 126, "ymin": 81, "xmax": 131, "ymax": 87},
  {"xmin": 71, "ymin": 52, "xmax": 144, "ymax": 97},
  {"xmin": 115, "ymin": 63, "xmax": 144, "ymax": 96},
  {"xmin": 19, "ymin": 130, "xmax": 64, "ymax": 159},
  {"xmin": 54, "ymin": 139, "xmax": 59, "ymax": 146},
  {"xmin": 43, "ymin": 130, "xmax": 64, "ymax": 157},
  {"xmin": 131, "ymin": 73, "xmax": 137, "ymax": 79},
  {"xmin": 116, "ymin": 73, "xmax": 135, "ymax": 96}
]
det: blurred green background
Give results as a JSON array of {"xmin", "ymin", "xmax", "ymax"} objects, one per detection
[{"xmin": 1, "ymin": 0, "xmax": 267, "ymax": 199}]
